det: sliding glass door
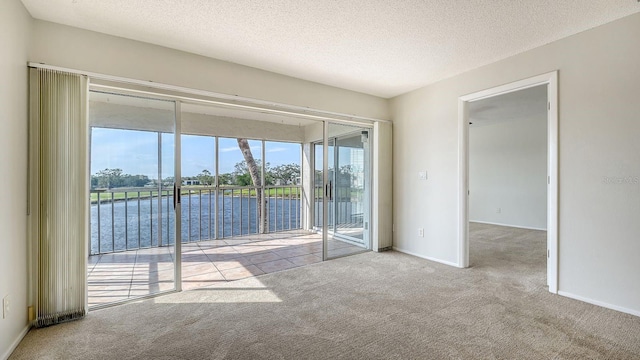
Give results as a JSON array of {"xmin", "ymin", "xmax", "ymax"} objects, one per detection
[
  {"xmin": 320, "ymin": 123, "xmax": 372, "ymax": 259},
  {"xmin": 87, "ymin": 89, "xmax": 372, "ymax": 306},
  {"xmin": 88, "ymin": 91, "xmax": 180, "ymax": 307}
]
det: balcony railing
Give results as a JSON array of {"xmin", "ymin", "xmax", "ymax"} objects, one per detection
[
  {"xmin": 90, "ymin": 185, "xmax": 302, "ymax": 255},
  {"xmin": 313, "ymin": 185, "xmax": 365, "ymax": 229}
]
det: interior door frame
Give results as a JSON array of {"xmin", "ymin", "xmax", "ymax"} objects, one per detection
[{"xmin": 457, "ymin": 71, "xmax": 559, "ymax": 293}]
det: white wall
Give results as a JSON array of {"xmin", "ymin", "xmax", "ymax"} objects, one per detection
[
  {"xmin": 391, "ymin": 13, "xmax": 640, "ymax": 314},
  {"xmin": 469, "ymin": 114, "xmax": 547, "ymax": 230},
  {"xmin": 0, "ymin": 1, "xmax": 32, "ymax": 358},
  {"xmin": 30, "ymin": 21, "xmax": 389, "ymax": 121}
]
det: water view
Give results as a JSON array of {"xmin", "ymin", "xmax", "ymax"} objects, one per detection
[{"xmin": 90, "ymin": 192, "xmax": 301, "ymax": 255}]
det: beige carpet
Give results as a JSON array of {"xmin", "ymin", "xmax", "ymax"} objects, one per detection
[{"xmin": 10, "ymin": 224, "xmax": 640, "ymax": 359}]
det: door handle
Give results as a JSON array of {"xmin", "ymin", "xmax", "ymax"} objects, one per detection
[
  {"xmin": 173, "ymin": 183, "xmax": 181, "ymax": 209},
  {"xmin": 326, "ymin": 181, "xmax": 333, "ymax": 201}
]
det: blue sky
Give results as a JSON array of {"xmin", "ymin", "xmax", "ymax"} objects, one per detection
[{"xmin": 91, "ymin": 128, "xmax": 301, "ymax": 179}]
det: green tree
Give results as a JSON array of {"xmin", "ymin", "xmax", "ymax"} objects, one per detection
[
  {"xmin": 122, "ymin": 174, "xmax": 150, "ymax": 187},
  {"xmin": 269, "ymin": 163, "xmax": 300, "ymax": 185},
  {"xmin": 197, "ymin": 169, "xmax": 214, "ymax": 185},
  {"xmin": 95, "ymin": 168, "xmax": 124, "ymax": 189},
  {"xmin": 233, "ymin": 159, "xmax": 272, "ymax": 185},
  {"xmin": 93, "ymin": 168, "xmax": 151, "ymax": 188},
  {"xmin": 218, "ymin": 173, "xmax": 233, "ymax": 185}
]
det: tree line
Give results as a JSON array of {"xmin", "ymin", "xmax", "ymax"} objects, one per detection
[
  {"xmin": 185, "ymin": 160, "xmax": 301, "ymax": 186},
  {"xmin": 179, "ymin": 161, "xmax": 301, "ymax": 187},
  {"xmin": 91, "ymin": 162, "xmax": 301, "ymax": 189},
  {"xmin": 91, "ymin": 168, "xmax": 151, "ymax": 189}
]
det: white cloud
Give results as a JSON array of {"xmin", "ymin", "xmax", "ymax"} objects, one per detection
[
  {"xmin": 267, "ymin": 147, "xmax": 287, "ymax": 153},
  {"xmin": 219, "ymin": 146, "xmax": 240, "ymax": 153},
  {"xmin": 221, "ymin": 145, "xmax": 260, "ymax": 153}
]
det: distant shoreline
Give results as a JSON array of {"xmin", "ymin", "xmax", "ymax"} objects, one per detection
[{"xmin": 91, "ymin": 189, "xmax": 301, "ymax": 205}]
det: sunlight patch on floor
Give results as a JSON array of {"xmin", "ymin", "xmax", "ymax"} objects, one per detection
[{"xmin": 153, "ymin": 277, "xmax": 282, "ymax": 303}]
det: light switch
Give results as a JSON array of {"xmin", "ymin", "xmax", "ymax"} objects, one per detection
[
  {"xmin": 418, "ymin": 171, "xmax": 427, "ymax": 180},
  {"xmin": 2, "ymin": 295, "xmax": 9, "ymax": 319}
]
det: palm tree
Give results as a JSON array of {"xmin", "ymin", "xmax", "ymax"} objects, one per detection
[{"xmin": 236, "ymin": 138, "xmax": 265, "ymax": 232}]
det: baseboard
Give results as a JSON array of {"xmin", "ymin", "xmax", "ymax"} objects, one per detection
[
  {"xmin": 1, "ymin": 325, "xmax": 30, "ymax": 360},
  {"xmin": 469, "ymin": 220, "xmax": 547, "ymax": 231},
  {"xmin": 558, "ymin": 291, "xmax": 640, "ymax": 318},
  {"xmin": 392, "ymin": 247, "xmax": 462, "ymax": 268}
]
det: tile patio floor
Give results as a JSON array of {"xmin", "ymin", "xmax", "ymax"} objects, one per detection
[{"xmin": 87, "ymin": 230, "xmax": 365, "ymax": 307}]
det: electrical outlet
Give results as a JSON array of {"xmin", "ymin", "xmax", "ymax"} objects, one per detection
[
  {"xmin": 496, "ymin": 208, "xmax": 501, "ymax": 214},
  {"xmin": 418, "ymin": 228, "xmax": 424, "ymax": 237},
  {"xmin": 2, "ymin": 295, "xmax": 9, "ymax": 319}
]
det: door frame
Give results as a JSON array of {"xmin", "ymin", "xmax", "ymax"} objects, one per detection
[
  {"xmin": 174, "ymin": 101, "xmax": 182, "ymax": 292},
  {"xmin": 457, "ymin": 71, "xmax": 558, "ymax": 293},
  {"xmin": 330, "ymin": 128, "xmax": 372, "ymax": 247},
  {"xmin": 87, "ymin": 87, "xmax": 183, "ymax": 304},
  {"xmin": 321, "ymin": 122, "xmax": 374, "ymax": 260}
]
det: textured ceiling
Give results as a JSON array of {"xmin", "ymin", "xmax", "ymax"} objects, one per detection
[{"xmin": 21, "ymin": 0, "xmax": 640, "ymax": 98}]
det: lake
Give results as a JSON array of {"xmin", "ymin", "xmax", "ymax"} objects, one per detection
[{"xmin": 90, "ymin": 194, "xmax": 301, "ymax": 254}]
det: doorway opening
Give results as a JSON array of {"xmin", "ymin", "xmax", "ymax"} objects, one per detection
[
  {"xmin": 468, "ymin": 85, "xmax": 548, "ymax": 288},
  {"xmin": 458, "ymin": 71, "xmax": 558, "ymax": 293}
]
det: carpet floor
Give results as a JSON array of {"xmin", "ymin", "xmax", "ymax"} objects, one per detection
[{"xmin": 10, "ymin": 224, "xmax": 640, "ymax": 359}]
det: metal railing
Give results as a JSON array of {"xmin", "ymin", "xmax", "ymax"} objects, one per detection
[
  {"xmin": 90, "ymin": 188, "xmax": 172, "ymax": 255},
  {"xmin": 313, "ymin": 185, "xmax": 364, "ymax": 229},
  {"xmin": 265, "ymin": 185, "xmax": 302, "ymax": 234},
  {"xmin": 90, "ymin": 185, "xmax": 302, "ymax": 255}
]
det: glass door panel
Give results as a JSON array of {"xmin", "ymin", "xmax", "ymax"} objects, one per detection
[
  {"xmin": 180, "ymin": 134, "xmax": 216, "ymax": 242},
  {"xmin": 314, "ymin": 143, "xmax": 324, "ymax": 229},
  {"xmin": 314, "ymin": 139, "xmax": 335, "ymax": 229},
  {"xmin": 88, "ymin": 90, "xmax": 178, "ymax": 307},
  {"xmin": 334, "ymin": 132, "xmax": 368, "ymax": 243},
  {"xmin": 325, "ymin": 123, "xmax": 371, "ymax": 259}
]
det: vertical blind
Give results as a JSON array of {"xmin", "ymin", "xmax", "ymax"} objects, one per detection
[{"xmin": 29, "ymin": 68, "xmax": 88, "ymax": 327}]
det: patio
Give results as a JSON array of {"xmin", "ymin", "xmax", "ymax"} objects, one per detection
[{"xmin": 87, "ymin": 230, "xmax": 366, "ymax": 307}]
